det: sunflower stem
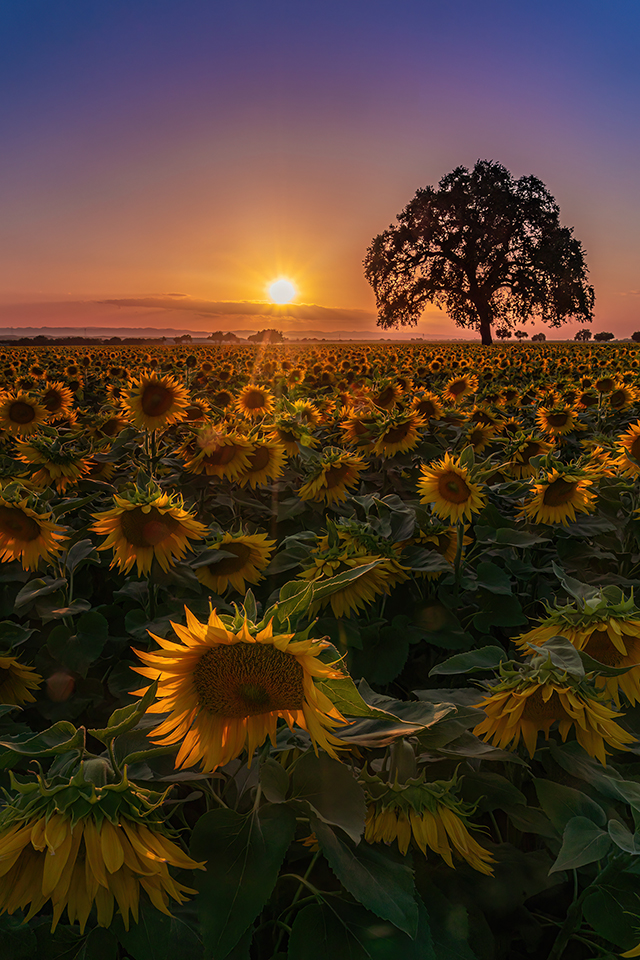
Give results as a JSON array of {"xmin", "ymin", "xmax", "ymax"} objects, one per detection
[
  {"xmin": 107, "ymin": 737, "xmax": 122, "ymax": 779},
  {"xmin": 275, "ymin": 855, "xmax": 321, "ymax": 951},
  {"xmin": 547, "ymin": 855, "xmax": 629, "ymax": 960},
  {"xmin": 150, "ymin": 429, "xmax": 158, "ymax": 471},
  {"xmin": 453, "ymin": 521, "xmax": 465, "ymax": 601}
]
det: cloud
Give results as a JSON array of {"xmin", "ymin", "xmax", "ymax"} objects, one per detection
[{"xmin": 96, "ymin": 295, "xmax": 378, "ymax": 330}]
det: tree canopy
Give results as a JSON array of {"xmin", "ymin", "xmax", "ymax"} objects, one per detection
[{"xmin": 364, "ymin": 160, "xmax": 595, "ymax": 345}]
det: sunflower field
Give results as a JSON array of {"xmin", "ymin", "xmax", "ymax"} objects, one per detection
[{"xmin": 4, "ymin": 340, "xmax": 640, "ymax": 960}]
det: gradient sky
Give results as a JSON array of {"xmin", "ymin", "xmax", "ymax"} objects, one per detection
[{"xmin": 1, "ymin": 0, "xmax": 639, "ymax": 339}]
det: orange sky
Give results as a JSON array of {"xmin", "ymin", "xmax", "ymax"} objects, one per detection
[{"xmin": 1, "ymin": 2, "xmax": 639, "ymax": 340}]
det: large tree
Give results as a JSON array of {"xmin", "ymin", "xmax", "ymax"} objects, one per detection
[{"xmin": 364, "ymin": 160, "xmax": 595, "ymax": 345}]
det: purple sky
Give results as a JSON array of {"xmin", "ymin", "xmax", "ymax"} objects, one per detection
[{"xmin": 1, "ymin": 0, "xmax": 639, "ymax": 339}]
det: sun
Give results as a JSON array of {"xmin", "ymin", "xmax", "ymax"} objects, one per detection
[{"xmin": 268, "ymin": 278, "xmax": 297, "ymax": 304}]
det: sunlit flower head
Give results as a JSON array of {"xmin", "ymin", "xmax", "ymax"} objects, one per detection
[
  {"xmin": 417, "ymin": 453, "xmax": 485, "ymax": 523},
  {"xmin": 194, "ymin": 531, "xmax": 275, "ymax": 594},
  {"xmin": 124, "ymin": 373, "xmax": 190, "ymax": 431},
  {"xmin": 133, "ymin": 608, "xmax": 349, "ymax": 772},
  {"xmin": 92, "ymin": 489, "xmax": 206, "ymax": 575},
  {"xmin": 0, "ymin": 494, "xmax": 67, "ymax": 571}
]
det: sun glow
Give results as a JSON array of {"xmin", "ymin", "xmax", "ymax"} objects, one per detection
[{"xmin": 268, "ymin": 278, "xmax": 297, "ymax": 304}]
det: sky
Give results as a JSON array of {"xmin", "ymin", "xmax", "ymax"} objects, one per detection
[{"xmin": 1, "ymin": 0, "xmax": 639, "ymax": 340}]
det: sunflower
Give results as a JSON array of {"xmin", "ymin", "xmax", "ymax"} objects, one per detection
[
  {"xmin": 362, "ymin": 772, "xmax": 494, "ymax": 875},
  {"xmin": 288, "ymin": 398, "xmax": 324, "ymax": 429},
  {"xmin": 179, "ymin": 428, "xmax": 253, "ymax": 480},
  {"xmin": 300, "ymin": 550, "xmax": 391, "ymax": 619},
  {"xmin": 133, "ymin": 608, "xmax": 349, "ymax": 772},
  {"xmin": 473, "ymin": 674, "xmax": 635, "ymax": 765},
  {"xmin": 520, "ymin": 467, "xmax": 595, "ymax": 526},
  {"xmin": 443, "ymin": 374, "xmax": 478, "ymax": 405},
  {"xmin": 269, "ymin": 418, "xmax": 317, "ymax": 455},
  {"xmin": 15, "ymin": 440, "xmax": 92, "ymax": 493},
  {"xmin": 609, "ymin": 383, "xmax": 638, "ymax": 411},
  {"xmin": 298, "ymin": 449, "xmax": 365, "ymax": 505},
  {"xmin": 372, "ymin": 382, "xmax": 402, "ymax": 410},
  {"xmin": 92, "ymin": 489, "xmax": 206, "ymax": 575},
  {"xmin": 124, "ymin": 374, "xmax": 190, "ymax": 430},
  {"xmin": 236, "ymin": 384, "xmax": 274, "ymax": 419},
  {"xmin": 237, "ymin": 439, "xmax": 286, "ymax": 488},
  {"xmin": 339, "ymin": 408, "xmax": 379, "ymax": 450},
  {"xmin": 515, "ymin": 599, "xmax": 640, "ymax": 707},
  {"xmin": 39, "ymin": 381, "xmax": 75, "ymax": 421},
  {"xmin": 0, "ymin": 771, "xmax": 203, "ymax": 932},
  {"xmin": 371, "ymin": 412, "xmax": 425, "ymax": 457},
  {"xmin": 412, "ymin": 525, "xmax": 472, "ymax": 579},
  {"xmin": 0, "ymin": 655, "xmax": 42, "ymax": 704},
  {"xmin": 0, "ymin": 495, "xmax": 67, "ymax": 570},
  {"xmin": 182, "ymin": 399, "xmax": 213, "ymax": 423},
  {"xmin": 195, "ymin": 531, "xmax": 275, "ymax": 594},
  {"xmin": 0, "ymin": 393, "xmax": 49, "ymax": 436},
  {"xmin": 411, "ymin": 392, "xmax": 444, "ymax": 420},
  {"xmin": 417, "ymin": 453, "xmax": 485, "ymax": 523},
  {"xmin": 505, "ymin": 437, "xmax": 554, "ymax": 479},
  {"xmin": 613, "ymin": 421, "xmax": 640, "ymax": 477},
  {"xmin": 535, "ymin": 405, "xmax": 580, "ymax": 439},
  {"xmin": 464, "ymin": 423, "xmax": 496, "ymax": 455}
]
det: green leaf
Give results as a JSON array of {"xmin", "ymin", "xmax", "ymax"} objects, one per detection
[
  {"xmin": 189, "ymin": 804, "xmax": 296, "ymax": 960},
  {"xmin": 88, "ymin": 680, "xmax": 159, "ymax": 744},
  {"xmin": 475, "ymin": 526, "xmax": 549, "ymax": 547},
  {"xmin": 113, "ymin": 897, "xmax": 203, "ymax": 960},
  {"xmin": 0, "ymin": 620, "xmax": 35, "ymax": 648},
  {"xmin": 0, "ymin": 912, "xmax": 37, "ymax": 960},
  {"xmin": 429, "ymin": 646, "xmax": 507, "ymax": 676},
  {"xmin": 74, "ymin": 926, "xmax": 119, "ymax": 960},
  {"xmin": 242, "ymin": 588, "xmax": 257, "ymax": 624},
  {"xmin": 316, "ymin": 675, "xmax": 408, "ymax": 722},
  {"xmin": 313, "ymin": 819, "xmax": 419, "ymax": 937},
  {"xmin": 64, "ymin": 538, "xmax": 99, "ymax": 572},
  {"xmin": 47, "ymin": 619, "xmax": 108, "ymax": 676},
  {"xmin": 552, "ymin": 562, "xmax": 601, "ymax": 603},
  {"xmin": 527, "ymin": 635, "xmax": 585, "ymax": 678},
  {"xmin": 288, "ymin": 903, "xmax": 369, "ymax": 960},
  {"xmin": 50, "ymin": 599, "xmax": 92, "ymax": 618},
  {"xmin": 76, "ymin": 610, "xmax": 109, "ymax": 644},
  {"xmin": 288, "ymin": 899, "xmax": 436, "ymax": 960},
  {"xmin": 291, "ymin": 751, "xmax": 366, "ymax": 843},
  {"xmin": 259, "ymin": 757, "xmax": 289, "ymax": 803},
  {"xmin": 549, "ymin": 816, "xmax": 612, "ymax": 873},
  {"xmin": 461, "ymin": 771, "xmax": 526, "ymax": 813},
  {"xmin": 0, "ymin": 721, "xmax": 83, "ymax": 762},
  {"xmin": 349, "ymin": 623, "xmax": 410, "ymax": 684},
  {"xmin": 272, "ymin": 581, "xmax": 314, "ymax": 628},
  {"xmin": 608, "ymin": 819, "xmax": 640, "ymax": 854},
  {"xmin": 472, "ymin": 595, "xmax": 527, "ymax": 632},
  {"xmin": 582, "ymin": 877, "xmax": 640, "ymax": 949},
  {"xmin": 14, "ymin": 576, "xmax": 67, "ymax": 609},
  {"xmin": 312, "ymin": 560, "xmax": 383, "ymax": 601},
  {"xmin": 534, "ymin": 778, "xmax": 606, "ymax": 832},
  {"xmin": 474, "ymin": 561, "xmax": 512, "ymax": 595}
]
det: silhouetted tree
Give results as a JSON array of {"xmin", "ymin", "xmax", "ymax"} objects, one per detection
[
  {"xmin": 364, "ymin": 159, "xmax": 595, "ymax": 345},
  {"xmin": 574, "ymin": 328, "xmax": 592, "ymax": 341},
  {"xmin": 632, "ymin": 332, "xmax": 640, "ymax": 343},
  {"xmin": 532, "ymin": 332, "xmax": 546, "ymax": 341},
  {"xmin": 247, "ymin": 329, "xmax": 285, "ymax": 343},
  {"xmin": 495, "ymin": 326, "xmax": 511, "ymax": 340},
  {"xmin": 594, "ymin": 331, "xmax": 614, "ymax": 342},
  {"xmin": 514, "ymin": 329, "xmax": 528, "ymax": 340}
]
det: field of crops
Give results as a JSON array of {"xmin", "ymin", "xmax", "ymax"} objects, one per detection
[{"xmin": 2, "ymin": 340, "xmax": 640, "ymax": 960}]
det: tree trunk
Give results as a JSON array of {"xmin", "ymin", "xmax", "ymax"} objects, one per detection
[
  {"xmin": 475, "ymin": 302, "xmax": 493, "ymax": 345},
  {"xmin": 479, "ymin": 320, "xmax": 493, "ymax": 346}
]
